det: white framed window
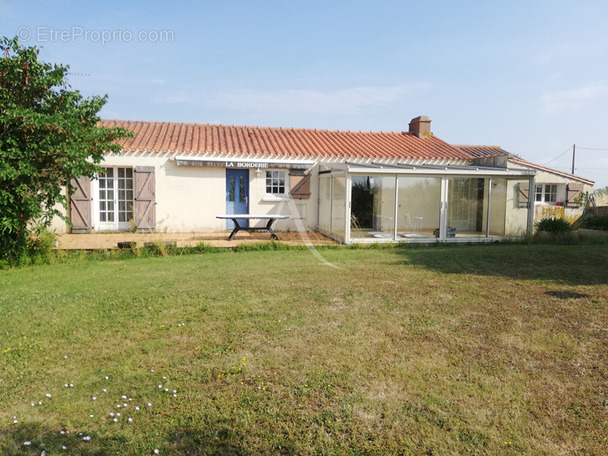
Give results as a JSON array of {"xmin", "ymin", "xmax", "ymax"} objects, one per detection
[
  {"xmin": 534, "ymin": 184, "xmax": 557, "ymax": 203},
  {"xmin": 97, "ymin": 167, "xmax": 134, "ymax": 230},
  {"xmin": 265, "ymin": 170, "xmax": 286, "ymax": 195}
]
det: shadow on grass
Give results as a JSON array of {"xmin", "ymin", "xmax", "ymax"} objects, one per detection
[
  {"xmin": 167, "ymin": 427, "xmax": 248, "ymax": 456},
  {"xmin": 399, "ymin": 243, "xmax": 608, "ymax": 286},
  {"xmin": 0, "ymin": 422, "xmax": 116, "ymax": 455},
  {"xmin": 545, "ymin": 290, "xmax": 590, "ymax": 299},
  {"xmin": 0, "ymin": 422, "xmax": 248, "ymax": 456}
]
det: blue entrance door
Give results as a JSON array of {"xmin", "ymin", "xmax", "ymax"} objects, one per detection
[{"xmin": 226, "ymin": 169, "xmax": 249, "ymax": 229}]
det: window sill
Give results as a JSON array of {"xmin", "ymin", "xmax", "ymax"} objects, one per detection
[{"xmin": 262, "ymin": 194, "xmax": 290, "ymax": 202}]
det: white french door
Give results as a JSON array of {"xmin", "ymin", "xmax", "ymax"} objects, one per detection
[{"xmin": 96, "ymin": 167, "xmax": 134, "ymax": 231}]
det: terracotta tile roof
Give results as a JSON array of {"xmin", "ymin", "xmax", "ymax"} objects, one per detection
[
  {"xmin": 455, "ymin": 145, "xmax": 594, "ymax": 184},
  {"xmin": 100, "ymin": 120, "xmax": 473, "ymax": 162},
  {"xmin": 508, "ymin": 157, "xmax": 594, "ymax": 185},
  {"xmin": 453, "ymin": 145, "xmax": 513, "ymax": 158}
]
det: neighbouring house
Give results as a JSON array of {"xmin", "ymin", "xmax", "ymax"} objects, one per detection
[
  {"xmin": 49, "ymin": 115, "xmax": 593, "ymax": 244},
  {"xmin": 456, "ymin": 145, "xmax": 595, "ymax": 223}
]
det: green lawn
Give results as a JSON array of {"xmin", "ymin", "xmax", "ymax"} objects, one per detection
[{"xmin": 1, "ymin": 244, "xmax": 607, "ymax": 455}]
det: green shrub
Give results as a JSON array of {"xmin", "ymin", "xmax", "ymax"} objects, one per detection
[
  {"xmin": 581, "ymin": 215, "xmax": 608, "ymax": 231},
  {"xmin": 535, "ymin": 217, "xmax": 572, "ymax": 234},
  {"xmin": 0, "ymin": 227, "xmax": 57, "ymax": 267},
  {"xmin": 29, "ymin": 227, "xmax": 56, "ymax": 257}
]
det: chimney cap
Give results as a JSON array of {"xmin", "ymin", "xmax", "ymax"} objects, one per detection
[{"xmin": 409, "ymin": 115, "xmax": 431, "ymax": 125}]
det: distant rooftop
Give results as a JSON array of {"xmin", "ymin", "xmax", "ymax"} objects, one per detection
[
  {"xmin": 453, "ymin": 145, "xmax": 512, "ymax": 158},
  {"xmin": 509, "ymin": 157, "xmax": 594, "ymax": 185}
]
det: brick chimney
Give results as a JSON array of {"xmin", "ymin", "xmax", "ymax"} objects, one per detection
[{"xmin": 408, "ymin": 115, "xmax": 431, "ymax": 137}]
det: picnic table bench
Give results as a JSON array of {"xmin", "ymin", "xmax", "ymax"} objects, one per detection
[{"xmin": 216, "ymin": 214, "xmax": 289, "ymax": 241}]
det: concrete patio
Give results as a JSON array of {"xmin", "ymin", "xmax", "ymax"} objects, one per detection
[{"xmin": 54, "ymin": 231, "xmax": 337, "ymax": 250}]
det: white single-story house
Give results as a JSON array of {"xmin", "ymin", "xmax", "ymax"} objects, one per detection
[{"xmin": 50, "ymin": 115, "xmax": 594, "ymax": 244}]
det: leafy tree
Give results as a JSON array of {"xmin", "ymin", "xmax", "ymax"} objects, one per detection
[{"xmin": 0, "ymin": 36, "xmax": 131, "ymax": 263}]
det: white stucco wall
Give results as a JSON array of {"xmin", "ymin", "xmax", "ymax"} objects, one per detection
[
  {"xmin": 504, "ymin": 179, "xmax": 530, "ymax": 236},
  {"xmin": 249, "ymin": 166, "xmax": 319, "ymax": 232},
  {"xmin": 50, "ymin": 153, "xmax": 319, "ymax": 234}
]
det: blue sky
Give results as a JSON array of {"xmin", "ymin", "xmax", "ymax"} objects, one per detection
[{"xmin": 3, "ymin": 0, "xmax": 608, "ymax": 187}]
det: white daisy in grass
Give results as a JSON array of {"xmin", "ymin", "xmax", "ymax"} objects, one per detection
[
  {"xmin": 135, "ymin": 406, "xmax": 140, "ymax": 411},
  {"xmin": 128, "ymin": 417, "xmax": 133, "ymax": 422},
  {"xmin": 23, "ymin": 441, "xmax": 31, "ymax": 445},
  {"xmin": 147, "ymin": 402, "xmax": 152, "ymax": 407}
]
